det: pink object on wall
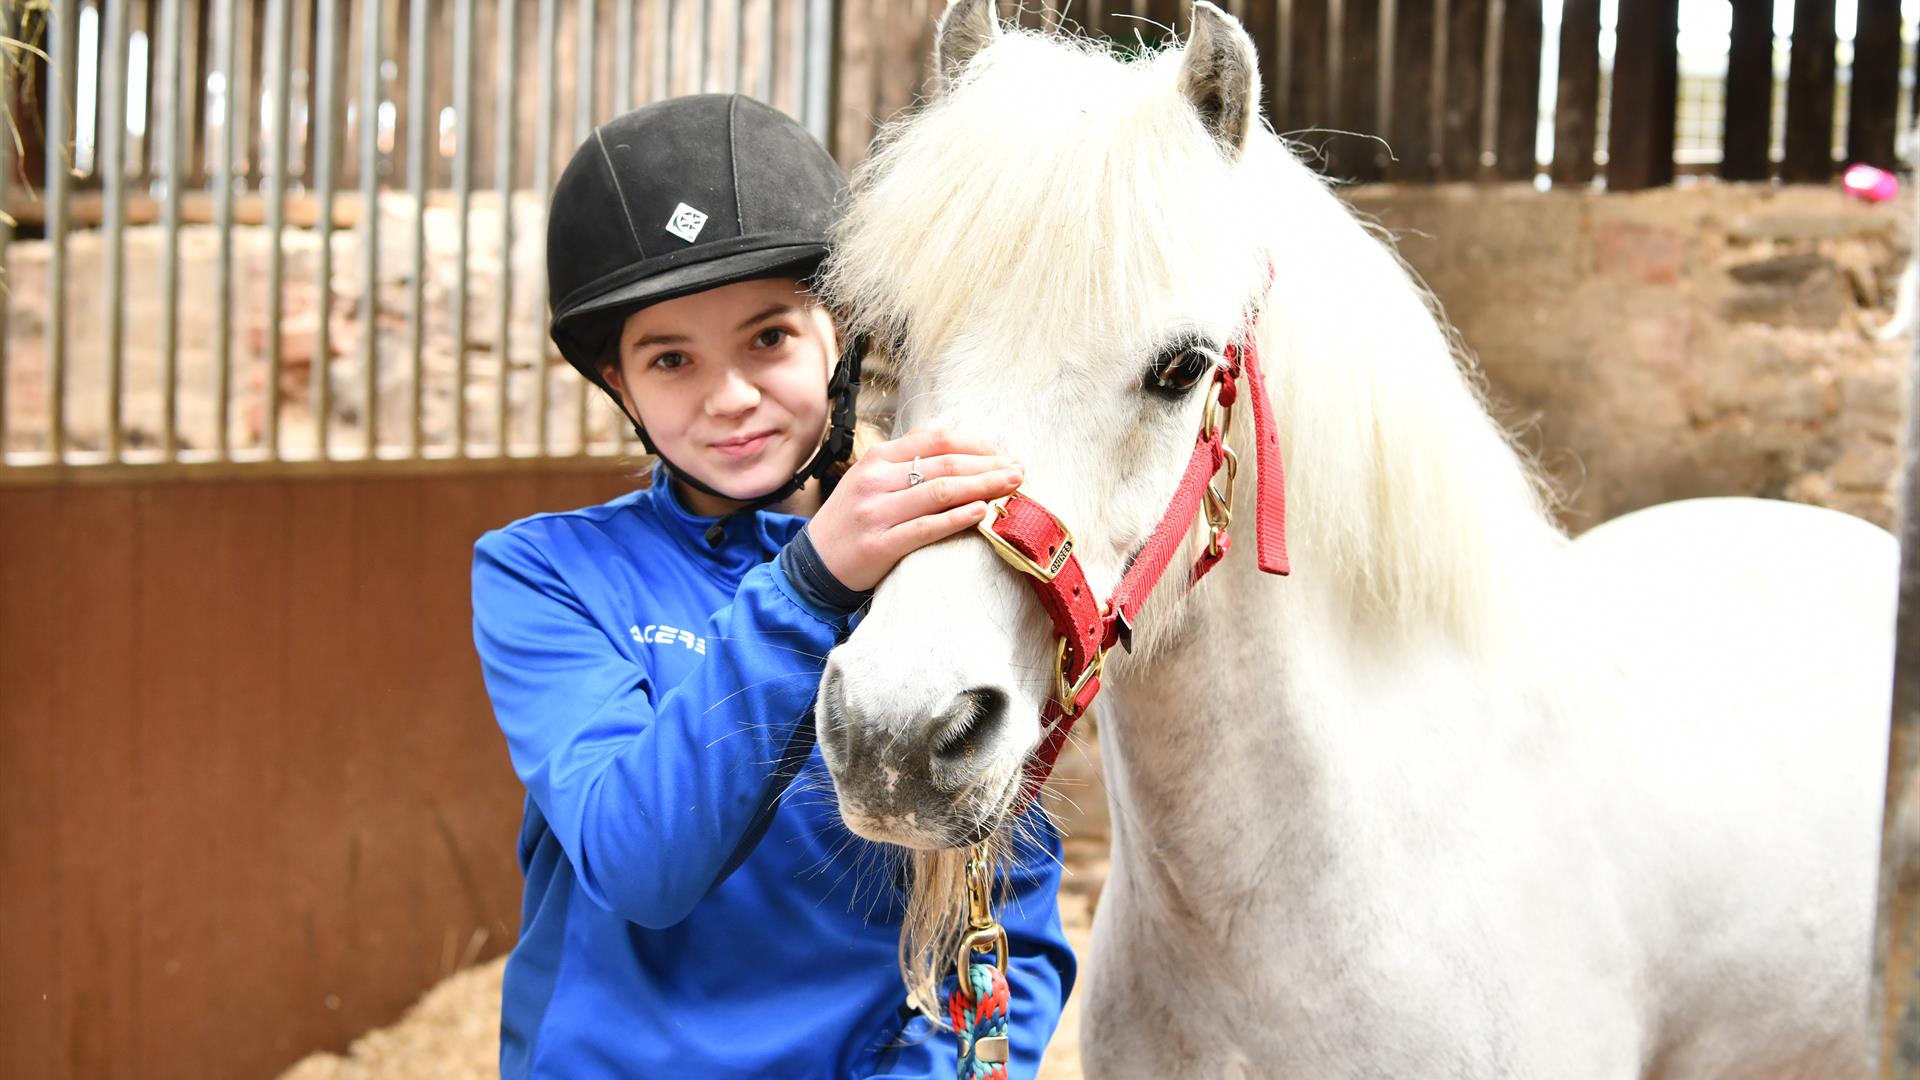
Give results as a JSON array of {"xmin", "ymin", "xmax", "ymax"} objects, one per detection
[{"xmin": 1844, "ymin": 163, "xmax": 1901, "ymax": 203}]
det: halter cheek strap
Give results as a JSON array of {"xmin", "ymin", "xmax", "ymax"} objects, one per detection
[{"xmin": 976, "ymin": 322, "xmax": 1289, "ymax": 806}]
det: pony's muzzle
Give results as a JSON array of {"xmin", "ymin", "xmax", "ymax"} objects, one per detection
[{"xmin": 816, "ymin": 658, "xmax": 1022, "ymax": 848}]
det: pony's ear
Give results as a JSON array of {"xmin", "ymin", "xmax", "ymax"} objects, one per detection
[
  {"xmin": 1178, "ymin": 1, "xmax": 1260, "ymax": 158},
  {"xmin": 935, "ymin": 0, "xmax": 1000, "ymax": 94}
]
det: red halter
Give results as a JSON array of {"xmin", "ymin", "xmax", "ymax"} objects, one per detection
[{"xmin": 976, "ymin": 320, "xmax": 1291, "ymax": 806}]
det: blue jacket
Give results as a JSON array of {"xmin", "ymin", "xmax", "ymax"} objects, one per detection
[{"xmin": 471, "ymin": 467, "xmax": 1075, "ymax": 1078}]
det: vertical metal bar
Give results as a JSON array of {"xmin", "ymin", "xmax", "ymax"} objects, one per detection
[
  {"xmin": 453, "ymin": 0, "xmax": 473, "ymax": 455},
  {"xmin": 802, "ymin": 0, "xmax": 831, "ymax": 145},
  {"xmin": 731, "ymin": 0, "xmax": 746, "ymax": 93},
  {"xmin": 615, "ymin": 0, "xmax": 635, "ymax": 113},
  {"xmin": 534, "ymin": 0, "xmax": 555, "ymax": 454},
  {"xmin": 695, "ymin": 0, "xmax": 709, "ymax": 93},
  {"xmin": 494, "ymin": 0, "xmax": 516, "ymax": 455},
  {"xmin": 213, "ymin": 0, "xmax": 235, "ymax": 456},
  {"xmin": 100, "ymin": 0, "xmax": 129, "ymax": 460},
  {"xmin": 262, "ymin": 0, "xmax": 290, "ymax": 457},
  {"xmin": 357, "ymin": 0, "xmax": 383, "ymax": 459},
  {"xmin": 405, "ymin": 0, "xmax": 427, "ymax": 454},
  {"xmin": 46, "ymin": 0, "xmax": 75, "ymax": 460},
  {"xmin": 159, "ymin": 0, "xmax": 186, "ymax": 458},
  {"xmin": 660, "ymin": 0, "xmax": 675, "ymax": 96},
  {"xmin": 575, "ymin": 0, "xmax": 596, "ymax": 451},
  {"xmin": 574, "ymin": 0, "xmax": 595, "ymax": 140},
  {"xmin": 655, "ymin": 0, "xmax": 672, "ymax": 102},
  {"xmin": 758, "ymin": 0, "xmax": 775, "ymax": 103},
  {"xmin": 312, "ymin": 0, "xmax": 338, "ymax": 457}
]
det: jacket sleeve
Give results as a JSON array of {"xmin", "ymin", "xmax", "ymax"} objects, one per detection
[
  {"xmin": 471, "ymin": 526, "xmax": 847, "ymax": 929},
  {"xmin": 868, "ymin": 820, "xmax": 1078, "ymax": 1079}
]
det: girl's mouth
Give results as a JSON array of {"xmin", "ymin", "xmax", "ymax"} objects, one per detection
[{"xmin": 711, "ymin": 430, "xmax": 777, "ymax": 459}]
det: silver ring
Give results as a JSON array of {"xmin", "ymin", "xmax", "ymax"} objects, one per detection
[{"xmin": 906, "ymin": 456, "xmax": 925, "ymax": 488}]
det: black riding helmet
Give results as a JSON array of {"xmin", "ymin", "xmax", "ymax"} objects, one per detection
[{"xmin": 547, "ymin": 94, "xmax": 862, "ymax": 542}]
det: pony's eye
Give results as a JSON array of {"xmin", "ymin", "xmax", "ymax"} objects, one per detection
[{"xmin": 1144, "ymin": 347, "xmax": 1214, "ymax": 399}]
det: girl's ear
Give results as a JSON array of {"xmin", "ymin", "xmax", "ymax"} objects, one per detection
[{"xmin": 601, "ymin": 359, "xmax": 628, "ymax": 397}]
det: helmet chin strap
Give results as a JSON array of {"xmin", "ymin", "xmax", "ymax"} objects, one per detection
[{"xmin": 627, "ymin": 333, "xmax": 867, "ymax": 547}]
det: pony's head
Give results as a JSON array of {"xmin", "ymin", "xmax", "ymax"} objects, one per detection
[
  {"xmin": 817, "ymin": 1, "xmax": 1554, "ymax": 957},
  {"xmin": 819, "ymin": 0, "xmax": 1283, "ymax": 852}
]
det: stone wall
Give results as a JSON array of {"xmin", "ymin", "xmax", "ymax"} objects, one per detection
[{"xmin": 1348, "ymin": 182, "xmax": 1913, "ymax": 532}]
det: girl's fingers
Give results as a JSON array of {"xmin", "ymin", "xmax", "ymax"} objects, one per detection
[
  {"xmin": 879, "ymin": 466, "xmax": 1025, "ymax": 526},
  {"xmin": 870, "ymin": 427, "xmax": 1002, "ymax": 463},
  {"xmin": 885, "ymin": 452, "xmax": 1015, "ymax": 492},
  {"xmin": 883, "ymin": 500, "xmax": 993, "ymax": 553}
]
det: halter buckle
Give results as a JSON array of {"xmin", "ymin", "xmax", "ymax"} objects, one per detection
[
  {"xmin": 1204, "ymin": 444, "xmax": 1239, "ymax": 557},
  {"xmin": 977, "ymin": 494, "xmax": 1075, "ymax": 583},
  {"xmin": 1054, "ymin": 636, "xmax": 1105, "ymax": 711}
]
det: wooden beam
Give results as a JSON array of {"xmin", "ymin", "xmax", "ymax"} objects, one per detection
[
  {"xmin": 1440, "ymin": 0, "xmax": 1487, "ymax": 179},
  {"xmin": 1721, "ymin": 0, "xmax": 1773, "ymax": 181},
  {"xmin": 1494, "ymin": 0, "xmax": 1542, "ymax": 181},
  {"xmin": 1849, "ymin": 0, "xmax": 1901, "ymax": 171},
  {"xmin": 1385, "ymin": 0, "xmax": 1436, "ymax": 181},
  {"xmin": 1550, "ymin": 0, "xmax": 1601, "ymax": 185},
  {"xmin": 1283, "ymin": 0, "xmax": 1328, "ymax": 146},
  {"xmin": 1605, "ymin": 0, "xmax": 1677, "ymax": 191},
  {"xmin": 1781, "ymin": 0, "xmax": 1836, "ymax": 183},
  {"xmin": 1332, "ymin": 0, "xmax": 1383, "ymax": 182}
]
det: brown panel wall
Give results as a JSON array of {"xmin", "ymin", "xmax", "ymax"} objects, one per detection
[{"xmin": 0, "ymin": 463, "xmax": 640, "ymax": 1079}]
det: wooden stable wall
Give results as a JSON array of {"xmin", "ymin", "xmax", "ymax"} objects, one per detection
[{"xmin": 0, "ymin": 462, "xmax": 636, "ymax": 1079}]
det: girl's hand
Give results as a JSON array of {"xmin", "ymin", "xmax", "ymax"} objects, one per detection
[{"xmin": 808, "ymin": 428, "xmax": 1023, "ymax": 593}]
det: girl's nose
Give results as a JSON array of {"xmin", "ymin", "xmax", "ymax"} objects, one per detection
[{"xmin": 705, "ymin": 369, "xmax": 761, "ymax": 418}]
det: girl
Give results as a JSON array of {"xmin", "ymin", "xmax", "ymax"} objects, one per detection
[{"xmin": 471, "ymin": 94, "xmax": 1075, "ymax": 1078}]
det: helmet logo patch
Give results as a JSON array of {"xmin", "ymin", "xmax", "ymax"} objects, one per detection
[{"xmin": 665, "ymin": 203, "xmax": 709, "ymax": 243}]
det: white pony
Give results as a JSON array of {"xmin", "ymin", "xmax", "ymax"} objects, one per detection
[{"xmin": 816, "ymin": 3, "xmax": 1899, "ymax": 1076}]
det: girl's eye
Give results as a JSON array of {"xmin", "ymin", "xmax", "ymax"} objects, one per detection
[
  {"xmin": 651, "ymin": 352, "xmax": 690, "ymax": 371},
  {"xmin": 1143, "ymin": 345, "xmax": 1214, "ymax": 399},
  {"xmin": 754, "ymin": 326, "xmax": 792, "ymax": 349}
]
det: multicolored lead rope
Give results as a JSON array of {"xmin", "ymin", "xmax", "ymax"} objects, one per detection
[{"xmin": 949, "ymin": 958, "xmax": 1011, "ymax": 1079}]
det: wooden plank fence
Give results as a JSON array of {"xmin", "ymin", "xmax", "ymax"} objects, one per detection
[{"xmin": 824, "ymin": 0, "xmax": 1919, "ymax": 190}]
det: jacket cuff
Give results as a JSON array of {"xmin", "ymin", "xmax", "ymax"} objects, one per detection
[{"xmin": 775, "ymin": 526, "xmax": 872, "ymax": 618}]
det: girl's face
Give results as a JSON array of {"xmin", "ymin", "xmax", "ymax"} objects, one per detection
[{"xmin": 603, "ymin": 276, "xmax": 837, "ymax": 513}]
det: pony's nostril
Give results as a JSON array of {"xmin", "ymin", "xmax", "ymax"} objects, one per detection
[{"xmin": 928, "ymin": 687, "xmax": 1010, "ymax": 768}]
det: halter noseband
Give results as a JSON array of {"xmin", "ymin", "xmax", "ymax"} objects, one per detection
[{"xmin": 974, "ymin": 314, "xmax": 1290, "ymax": 806}]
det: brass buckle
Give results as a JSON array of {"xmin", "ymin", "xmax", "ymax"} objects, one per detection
[
  {"xmin": 976, "ymin": 494, "xmax": 1075, "ymax": 583},
  {"xmin": 965, "ymin": 844, "xmax": 995, "ymax": 932},
  {"xmin": 955, "ymin": 923, "xmax": 1010, "ymax": 989},
  {"xmin": 1204, "ymin": 445, "xmax": 1238, "ymax": 558},
  {"xmin": 1201, "ymin": 377, "xmax": 1239, "ymax": 558},
  {"xmin": 956, "ymin": 841, "xmax": 1011, "ymax": 988},
  {"xmin": 1054, "ymin": 636, "xmax": 1105, "ymax": 710}
]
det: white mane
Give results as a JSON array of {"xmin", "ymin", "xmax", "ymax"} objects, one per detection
[{"xmin": 826, "ymin": 28, "xmax": 1564, "ymax": 649}]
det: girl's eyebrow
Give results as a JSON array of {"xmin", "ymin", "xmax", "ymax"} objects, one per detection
[
  {"xmin": 629, "ymin": 330, "xmax": 690, "ymax": 351},
  {"xmin": 630, "ymin": 304, "xmax": 801, "ymax": 352},
  {"xmin": 734, "ymin": 303, "xmax": 799, "ymax": 331}
]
